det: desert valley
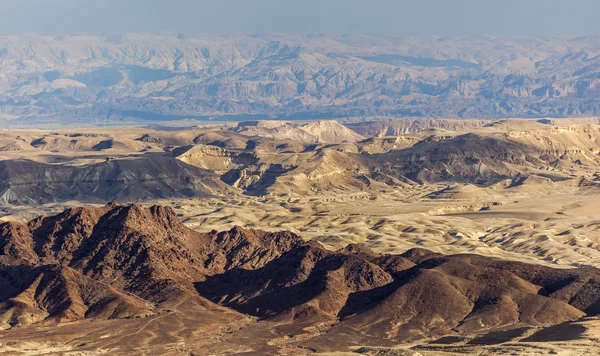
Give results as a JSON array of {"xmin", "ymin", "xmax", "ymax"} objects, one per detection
[{"xmin": 1, "ymin": 118, "xmax": 600, "ymax": 355}]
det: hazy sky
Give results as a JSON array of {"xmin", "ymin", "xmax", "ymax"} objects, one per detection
[{"xmin": 1, "ymin": 0, "xmax": 599, "ymax": 36}]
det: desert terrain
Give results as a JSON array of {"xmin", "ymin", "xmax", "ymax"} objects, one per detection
[{"xmin": 1, "ymin": 118, "xmax": 600, "ymax": 355}]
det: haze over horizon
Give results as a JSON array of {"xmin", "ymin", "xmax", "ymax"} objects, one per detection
[{"xmin": 1, "ymin": 0, "xmax": 599, "ymax": 36}]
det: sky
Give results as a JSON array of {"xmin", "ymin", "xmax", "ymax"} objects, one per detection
[{"xmin": 0, "ymin": 0, "xmax": 599, "ymax": 36}]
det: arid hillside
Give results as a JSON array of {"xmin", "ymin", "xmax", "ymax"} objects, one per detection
[
  {"xmin": 3, "ymin": 119, "xmax": 600, "ymax": 202},
  {"xmin": 1, "ymin": 203, "xmax": 600, "ymax": 355}
]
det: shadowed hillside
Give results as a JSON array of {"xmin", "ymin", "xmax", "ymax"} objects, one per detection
[{"xmin": 1, "ymin": 203, "xmax": 600, "ymax": 353}]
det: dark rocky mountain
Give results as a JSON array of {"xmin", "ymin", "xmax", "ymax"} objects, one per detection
[
  {"xmin": 1, "ymin": 202, "xmax": 600, "ymax": 347},
  {"xmin": 1, "ymin": 34, "xmax": 600, "ymax": 126},
  {"xmin": 0, "ymin": 203, "xmax": 302, "ymax": 328}
]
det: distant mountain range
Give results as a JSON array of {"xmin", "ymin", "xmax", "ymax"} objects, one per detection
[{"xmin": 1, "ymin": 34, "xmax": 600, "ymax": 125}]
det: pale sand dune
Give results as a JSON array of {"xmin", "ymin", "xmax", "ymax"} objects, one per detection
[
  {"xmin": 6, "ymin": 182, "xmax": 597, "ymax": 269},
  {"xmin": 3, "ymin": 177, "xmax": 600, "ymax": 269},
  {"xmin": 170, "ymin": 186, "xmax": 600, "ymax": 268}
]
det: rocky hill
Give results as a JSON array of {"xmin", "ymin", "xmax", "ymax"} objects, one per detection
[
  {"xmin": 3, "ymin": 120, "xmax": 600, "ymax": 202},
  {"xmin": 178, "ymin": 121, "xmax": 600, "ymax": 195},
  {"xmin": 1, "ymin": 202, "xmax": 600, "ymax": 351},
  {"xmin": 1, "ymin": 34, "xmax": 600, "ymax": 125},
  {"xmin": 231, "ymin": 120, "xmax": 365, "ymax": 143}
]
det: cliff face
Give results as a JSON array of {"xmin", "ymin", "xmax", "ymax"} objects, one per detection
[
  {"xmin": 346, "ymin": 119, "xmax": 491, "ymax": 136},
  {"xmin": 0, "ymin": 156, "xmax": 231, "ymax": 204},
  {"xmin": 1, "ymin": 34, "xmax": 600, "ymax": 125}
]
